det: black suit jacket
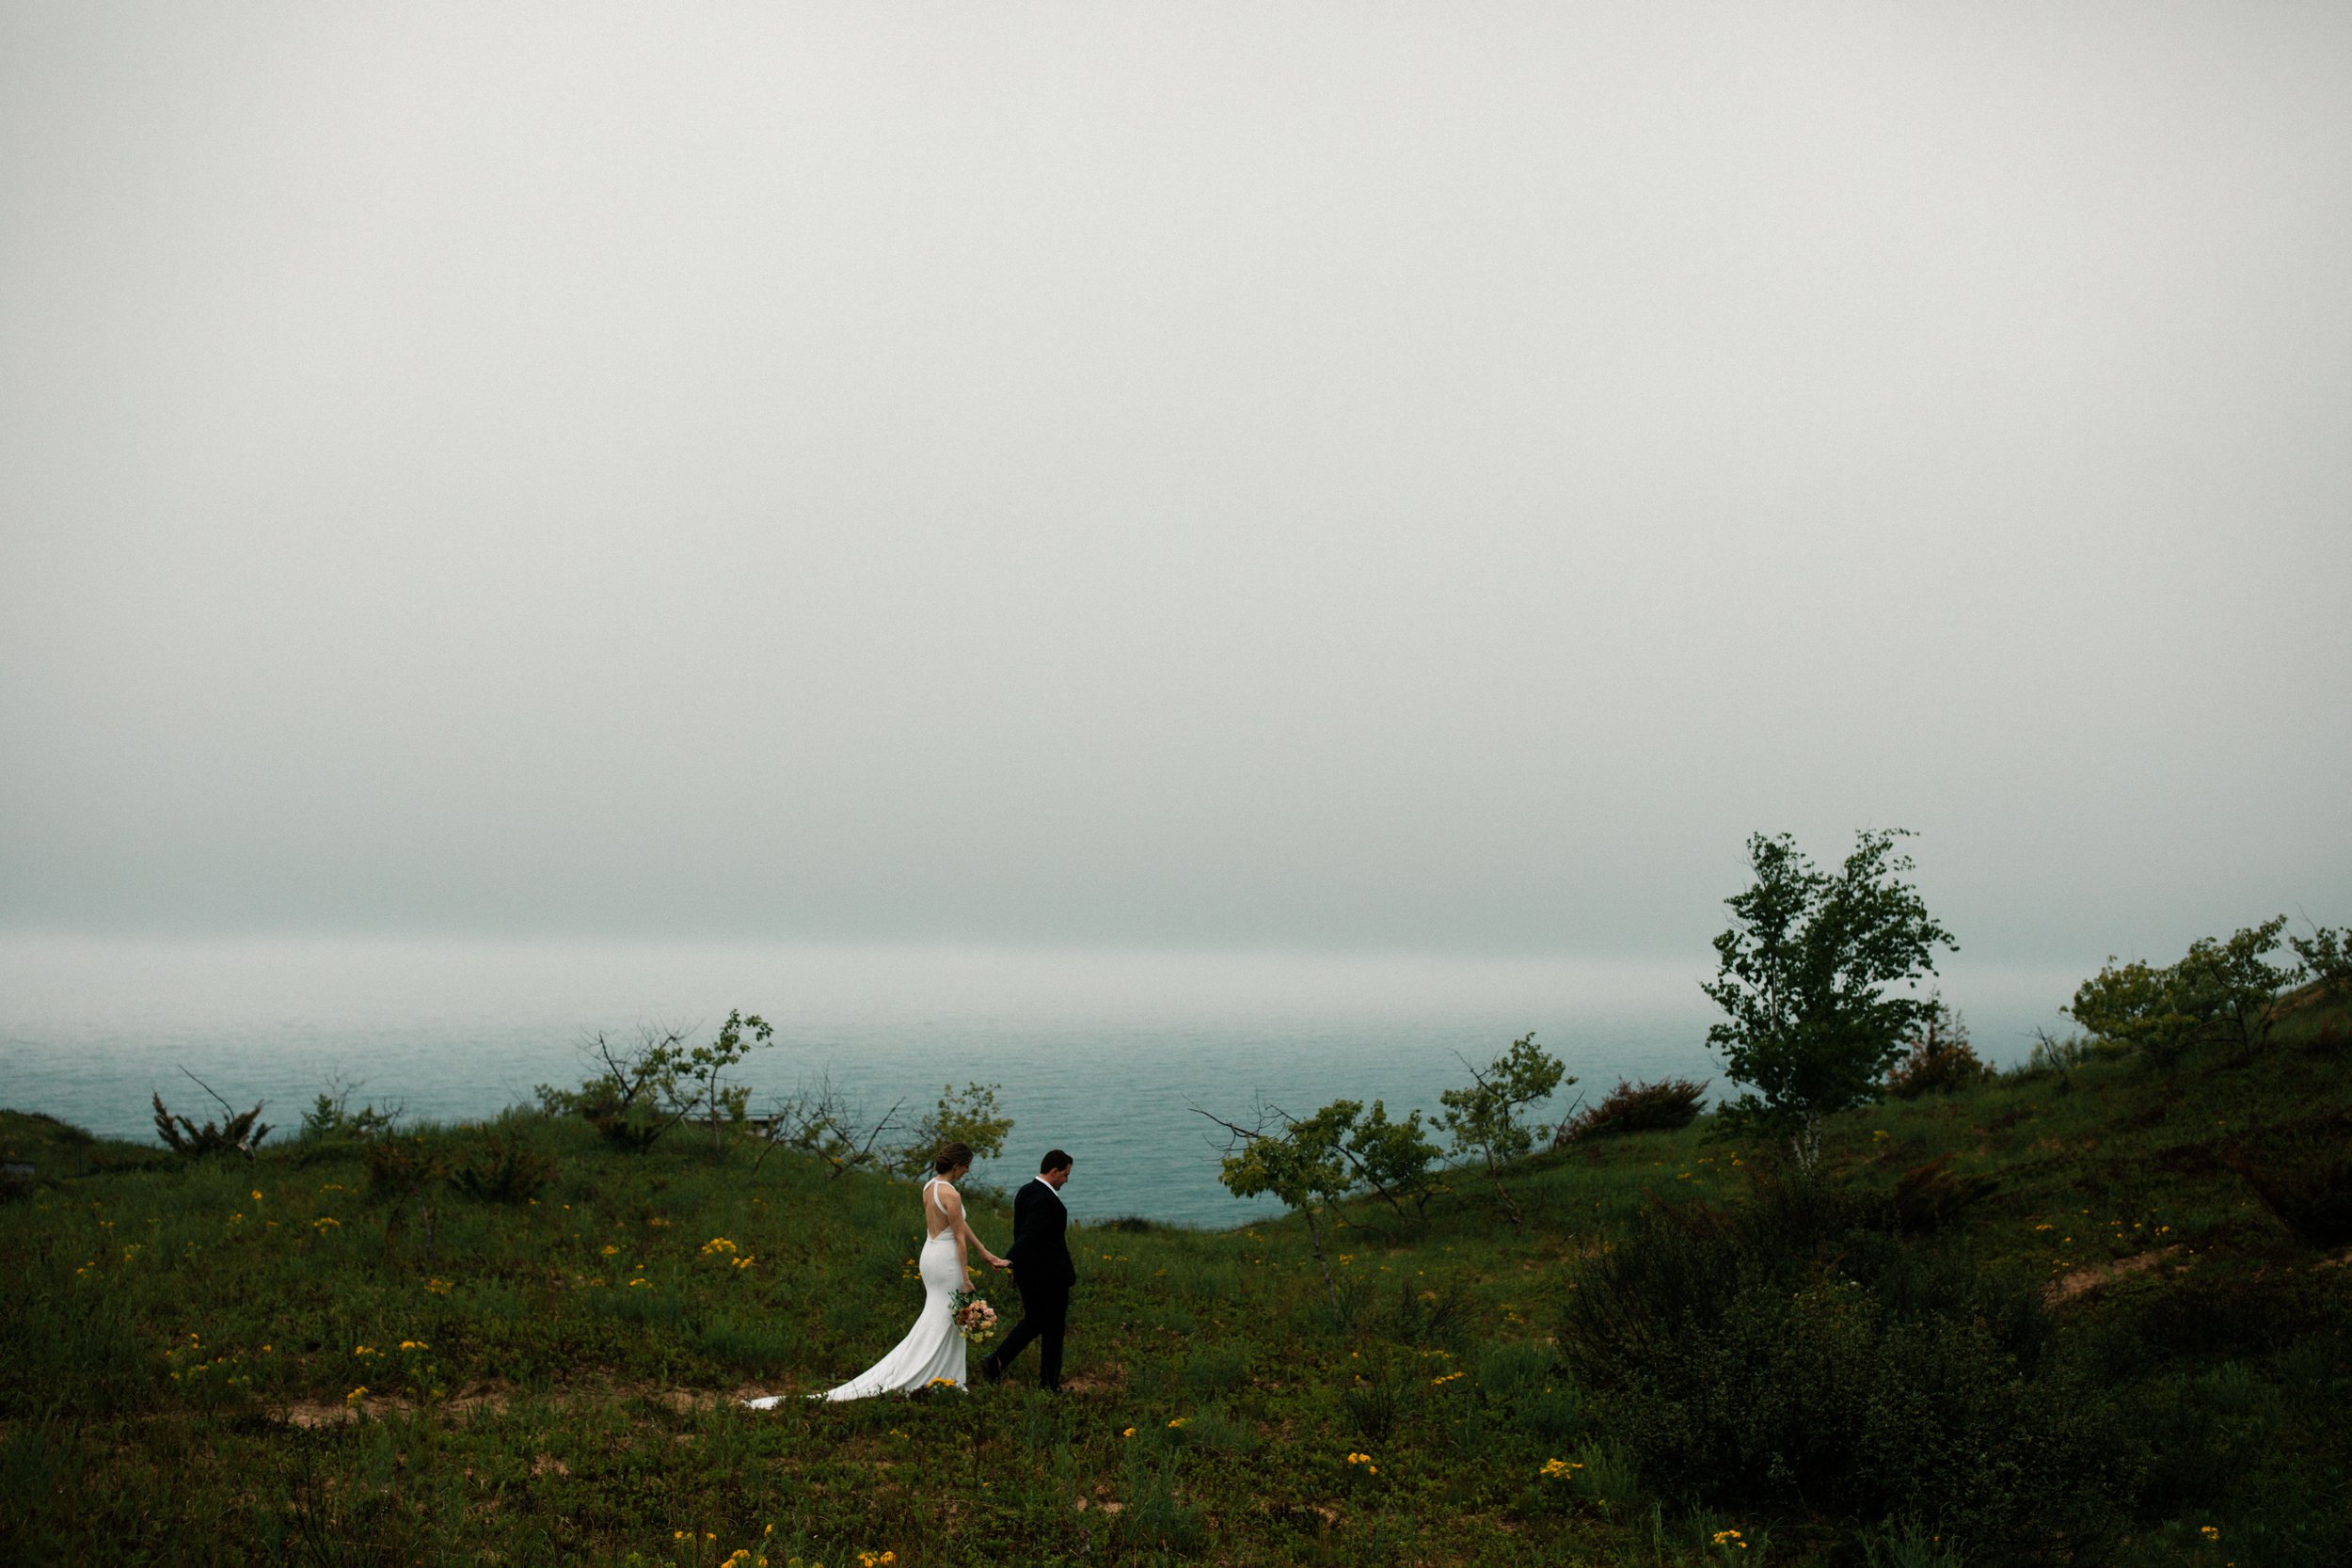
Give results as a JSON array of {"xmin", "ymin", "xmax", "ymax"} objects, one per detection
[{"xmin": 1006, "ymin": 1178, "xmax": 1076, "ymax": 1294}]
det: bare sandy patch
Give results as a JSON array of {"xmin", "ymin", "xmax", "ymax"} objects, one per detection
[{"xmin": 2045, "ymin": 1245, "xmax": 2184, "ymax": 1306}]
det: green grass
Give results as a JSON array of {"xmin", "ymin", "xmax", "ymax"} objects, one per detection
[{"xmin": 3, "ymin": 990, "xmax": 2348, "ymax": 1566}]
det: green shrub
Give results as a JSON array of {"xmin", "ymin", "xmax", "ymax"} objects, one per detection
[
  {"xmin": 1555, "ymin": 1078, "xmax": 1708, "ymax": 1144},
  {"xmin": 2225, "ymin": 1128, "xmax": 2352, "ymax": 1248},
  {"xmin": 1883, "ymin": 999, "xmax": 1992, "ymax": 1100},
  {"xmin": 447, "ymin": 1131, "xmax": 558, "ymax": 1205},
  {"xmin": 1562, "ymin": 1184, "xmax": 2134, "ymax": 1560}
]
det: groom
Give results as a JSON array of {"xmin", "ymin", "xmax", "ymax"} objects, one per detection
[{"xmin": 980, "ymin": 1148, "xmax": 1076, "ymax": 1391}]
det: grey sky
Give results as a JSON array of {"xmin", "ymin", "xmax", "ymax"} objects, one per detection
[{"xmin": 3, "ymin": 3, "xmax": 2347, "ymax": 962}]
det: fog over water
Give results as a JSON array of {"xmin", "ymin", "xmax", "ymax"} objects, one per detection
[{"xmin": 1, "ymin": 7, "xmax": 2347, "ymax": 1209}]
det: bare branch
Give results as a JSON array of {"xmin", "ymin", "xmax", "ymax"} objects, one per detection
[{"xmin": 179, "ymin": 1065, "xmax": 237, "ymax": 1119}]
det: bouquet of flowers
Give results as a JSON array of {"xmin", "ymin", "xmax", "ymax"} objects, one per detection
[{"xmin": 950, "ymin": 1289, "xmax": 999, "ymax": 1347}]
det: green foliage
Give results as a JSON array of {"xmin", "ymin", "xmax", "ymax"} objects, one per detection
[
  {"xmin": 1438, "ymin": 1033, "xmax": 1570, "ymax": 1221},
  {"xmin": 298, "ymin": 1083, "xmax": 398, "ymax": 1145},
  {"xmin": 2070, "ymin": 917, "xmax": 2303, "ymax": 1066},
  {"xmin": 7, "ymin": 976, "xmax": 2350, "ymax": 1565},
  {"xmin": 538, "ymin": 1011, "xmax": 775, "ymax": 1154},
  {"xmin": 1216, "ymin": 1103, "xmax": 1356, "ymax": 1308},
  {"xmin": 1556, "ymin": 1077, "xmax": 1708, "ymax": 1144},
  {"xmin": 1216, "ymin": 1112, "xmax": 1351, "ymax": 1214},
  {"xmin": 2290, "ymin": 925, "xmax": 2352, "ymax": 989},
  {"xmin": 1340, "ymin": 1348, "xmax": 1404, "ymax": 1440},
  {"xmin": 1704, "ymin": 830, "xmax": 1955, "ymax": 1166},
  {"xmin": 887, "ymin": 1082, "xmax": 1013, "ymax": 1178},
  {"xmin": 1343, "ymin": 1099, "xmax": 1443, "ymax": 1215},
  {"xmin": 360, "ymin": 1132, "xmax": 444, "ymax": 1201},
  {"xmin": 1562, "ymin": 1185, "xmax": 2133, "ymax": 1561},
  {"xmin": 1860, "ymin": 1519, "xmax": 1968, "ymax": 1568},
  {"xmin": 447, "ymin": 1130, "xmax": 560, "ymax": 1205}
]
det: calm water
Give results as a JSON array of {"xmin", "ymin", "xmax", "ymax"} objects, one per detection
[{"xmin": 0, "ymin": 938, "xmax": 2077, "ymax": 1227}]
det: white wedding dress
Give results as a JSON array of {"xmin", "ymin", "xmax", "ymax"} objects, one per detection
[{"xmin": 745, "ymin": 1176, "xmax": 966, "ymax": 1407}]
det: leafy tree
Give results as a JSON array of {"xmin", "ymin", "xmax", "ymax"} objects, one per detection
[
  {"xmin": 889, "ymin": 1083, "xmax": 1015, "ymax": 1178},
  {"xmin": 1703, "ymin": 829, "xmax": 1954, "ymax": 1171},
  {"xmin": 1215, "ymin": 1104, "xmax": 1355, "ymax": 1310},
  {"xmin": 1341, "ymin": 1099, "xmax": 1442, "ymax": 1217},
  {"xmin": 1438, "ymin": 1033, "xmax": 1569, "ymax": 1223},
  {"xmin": 537, "ymin": 1011, "xmax": 774, "ymax": 1153},
  {"xmin": 2288, "ymin": 924, "xmax": 2351, "ymax": 991},
  {"xmin": 2071, "ymin": 916, "xmax": 2303, "ymax": 1066}
]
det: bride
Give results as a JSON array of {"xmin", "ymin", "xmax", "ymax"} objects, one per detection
[{"xmin": 747, "ymin": 1141, "xmax": 1009, "ymax": 1406}]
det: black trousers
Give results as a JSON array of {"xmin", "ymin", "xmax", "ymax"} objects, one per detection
[{"xmin": 989, "ymin": 1275, "xmax": 1069, "ymax": 1390}]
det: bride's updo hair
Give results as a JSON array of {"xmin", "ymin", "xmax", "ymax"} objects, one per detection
[{"xmin": 932, "ymin": 1141, "xmax": 974, "ymax": 1175}]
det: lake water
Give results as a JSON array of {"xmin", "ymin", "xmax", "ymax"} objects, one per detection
[{"xmin": 0, "ymin": 937, "xmax": 2079, "ymax": 1227}]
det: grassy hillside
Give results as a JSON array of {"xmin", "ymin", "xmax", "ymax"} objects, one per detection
[{"xmin": 3, "ymin": 989, "xmax": 2347, "ymax": 1567}]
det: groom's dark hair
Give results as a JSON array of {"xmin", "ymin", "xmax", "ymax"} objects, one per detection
[{"xmin": 1040, "ymin": 1148, "xmax": 1073, "ymax": 1174}]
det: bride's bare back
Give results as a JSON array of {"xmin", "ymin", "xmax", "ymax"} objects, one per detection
[
  {"xmin": 924, "ymin": 1175, "xmax": 960, "ymax": 1240},
  {"xmin": 924, "ymin": 1174, "xmax": 1008, "ymax": 1283}
]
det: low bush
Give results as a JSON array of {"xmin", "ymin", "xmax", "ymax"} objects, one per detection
[
  {"xmin": 2225, "ymin": 1121, "xmax": 2352, "ymax": 1249},
  {"xmin": 448, "ymin": 1131, "xmax": 559, "ymax": 1205},
  {"xmin": 1883, "ymin": 998, "xmax": 1992, "ymax": 1099},
  {"xmin": 1887, "ymin": 1156, "xmax": 1994, "ymax": 1234},
  {"xmin": 1554, "ymin": 1078, "xmax": 1708, "ymax": 1145},
  {"xmin": 151, "ymin": 1089, "xmax": 270, "ymax": 1160},
  {"xmin": 360, "ymin": 1132, "xmax": 444, "ymax": 1201},
  {"xmin": 1561, "ymin": 1182, "xmax": 2134, "ymax": 1561}
]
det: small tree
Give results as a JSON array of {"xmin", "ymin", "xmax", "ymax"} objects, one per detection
[
  {"xmin": 2071, "ymin": 917, "xmax": 2304, "ymax": 1066},
  {"xmin": 1342, "ymin": 1099, "xmax": 1442, "ymax": 1217},
  {"xmin": 1704, "ymin": 829, "xmax": 1955, "ymax": 1172},
  {"xmin": 889, "ymin": 1083, "xmax": 1016, "ymax": 1178},
  {"xmin": 2290, "ymin": 925, "xmax": 2351, "ymax": 990},
  {"xmin": 756, "ymin": 1071, "xmax": 907, "ymax": 1178},
  {"xmin": 686, "ymin": 1011, "xmax": 774, "ymax": 1151},
  {"xmin": 1438, "ymin": 1034, "xmax": 1569, "ymax": 1223},
  {"xmin": 537, "ymin": 1011, "xmax": 775, "ymax": 1153},
  {"xmin": 1213, "ymin": 1105, "xmax": 1354, "ymax": 1312}
]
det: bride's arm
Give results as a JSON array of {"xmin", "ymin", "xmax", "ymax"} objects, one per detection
[{"xmin": 943, "ymin": 1188, "xmax": 1007, "ymax": 1271}]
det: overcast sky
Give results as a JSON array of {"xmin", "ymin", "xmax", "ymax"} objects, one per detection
[{"xmin": 2, "ymin": 3, "xmax": 2346, "ymax": 963}]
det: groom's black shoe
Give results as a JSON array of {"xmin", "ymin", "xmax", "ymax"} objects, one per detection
[{"xmin": 977, "ymin": 1354, "xmax": 1002, "ymax": 1385}]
